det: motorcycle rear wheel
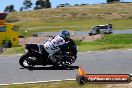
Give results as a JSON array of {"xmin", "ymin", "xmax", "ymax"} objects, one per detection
[{"xmin": 19, "ymin": 54, "xmax": 35, "ymax": 68}]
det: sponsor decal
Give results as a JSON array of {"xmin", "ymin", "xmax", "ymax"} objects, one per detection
[{"xmin": 76, "ymin": 67, "xmax": 131, "ymax": 84}]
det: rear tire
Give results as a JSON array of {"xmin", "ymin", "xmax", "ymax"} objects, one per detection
[{"xmin": 19, "ymin": 54, "xmax": 34, "ymax": 68}]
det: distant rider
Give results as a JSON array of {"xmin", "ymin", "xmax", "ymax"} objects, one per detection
[{"xmin": 44, "ymin": 30, "xmax": 71, "ymax": 63}]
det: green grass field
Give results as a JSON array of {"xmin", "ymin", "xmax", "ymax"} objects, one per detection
[
  {"xmin": 0, "ymin": 81, "xmax": 131, "ymax": 88},
  {"xmin": 77, "ymin": 34, "xmax": 132, "ymax": 51},
  {"xmin": 6, "ymin": 3, "xmax": 132, "ymax": 36},
  {"xmin": 17, "ymin": 19, "xmax": 132, "ymax": 36},
  {"xmin": 2, "ymin": 34, "xmax": 132, "ymax": 55},
  {"xmin": 0, "ymin": 81, "xmax": 105, "ymax": 88},
  {"xmin": 2, "ymin": 46, "xmax": 24, "ymax": 55}
]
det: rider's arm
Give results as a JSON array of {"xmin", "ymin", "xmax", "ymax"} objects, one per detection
[
  {"xmin": 57, "ymin": 37, "xmax": 68, "ymax": 59},
  {"xmin": 59, "ymin": 43, "xmax": 68, "ymax": 60}
]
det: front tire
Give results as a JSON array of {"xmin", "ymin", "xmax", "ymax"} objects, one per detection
[{"xmin": 61, "ymin": 55, "xmax": 77, "ymax": 67}]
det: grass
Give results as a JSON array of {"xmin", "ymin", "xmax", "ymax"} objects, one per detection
[
  {"xmin": 1, "ymin": 46, "xmax": 24, "ymax": 55},
  {"xmin": 6, "ymin": 3, "xmax": 132, "ymax": 37},
  {"xmin": 1, "ymin": 34, "xmax": 132, "ymax": 55},
  {"xmin": 75, "ymin": 34, "xmax": 132, "ymax": 51},
  {"xmin": 0, "ymin": 81, "xmax": 106, "ymax": 88},
  {"xmin": 17, "ymin": 19, "xmax": 132, "ymax": 37},
  {"xmin": 17, "ymin": 19, "xmax": 132, "ymax": 30}
]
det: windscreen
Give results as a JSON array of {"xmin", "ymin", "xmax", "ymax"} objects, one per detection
[{"xmin": 99, "ymin": 26, "xmax": 108, "ymax": 29}]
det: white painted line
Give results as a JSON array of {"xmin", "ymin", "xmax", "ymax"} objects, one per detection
[
  {"xmin": 1, "ymin": 49, "xmax": 132, "ymax": 57},
  {"xmin": 0, "ymin": 76, "xmax": 132, "ymax": 86},
  {"xmin": 49, "ymin": 80, "xmax": 62, "ymax": 82},
  {"xmin": 37, "ymin": 81, "xmax": 50, "ymax": 83},
  {"xmin": 0, "ymin": 84, "xmax": 10, "ymax": 86},
  {"xmin": 0, "ymin": 54, "xmax": 22, "ymax": 57},
  {"xmin": 0, "ymin": 79, "xmax": 76, "ymax": 86},
  {"xmin": 12, "ymin": 83, "xmax": 28, "ymax": 85},
  {"xmin": 65, "ymin": 79, "xmax": 76, "ymax": 81},
  {"xmin": 17, "ymin": 54, "xmax": 23, "ymax": 56},
  {"xmin": 86, "ymin": 51, "xmax": 93, "ymax": 53}
]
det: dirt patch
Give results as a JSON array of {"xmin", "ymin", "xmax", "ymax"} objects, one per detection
[
  {"xmin": 71, "ymin": 34, "xmax": 102, "ymax": 42},
  {"xmin": 19, "ymin": 37, "xmax": 51, "ymax": 45},
  {"xmin": 0, "ymin": 47, "xmax": 3, "ymax": 54},
  {"xmin": 19, "ymin": 35, "xmax": 103, "ymax": 45}
]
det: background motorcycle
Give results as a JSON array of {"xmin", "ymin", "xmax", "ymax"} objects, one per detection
[{"xmin": 19, "ymin": 38, "xmax": 77, "ymax": 68}]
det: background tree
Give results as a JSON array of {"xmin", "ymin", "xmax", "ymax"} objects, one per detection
[
  {"xmin": 34, "ymin": 0, "xmax": 51, "ymax": 10},
  {"xmin": 20, "ymin": 0, "xmax": 33, "ymax": 11},
  {"xmin": 4, "ymin": 5, "xmax": 16, "ymax": 12},
  {"xmin": 45, "ymin": 0, "xmax": 51, "ymax": 8},
  {"xmin": 34, "ymin": 0, "xmax": 45, "ymax": 10},
  {"xmin": 23, "ymin": 0, "xmax": 33, "ymax": 9},
  {"xmin": 107, "ymin": 0, "xmax": 120, "ymax": 3}
]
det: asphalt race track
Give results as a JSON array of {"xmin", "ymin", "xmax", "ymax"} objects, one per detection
[
  {"xmin": 0, "ymin": 49, "xmax": 132, "ymax": 84},
  {"xmin": 36, "ymin": 29, "xmax": 132, "ymax": 37}
]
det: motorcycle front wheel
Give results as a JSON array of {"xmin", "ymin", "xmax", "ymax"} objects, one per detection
[{"xmin": 61, "ymin": 55, "xmax": 77, "ymax": 67}]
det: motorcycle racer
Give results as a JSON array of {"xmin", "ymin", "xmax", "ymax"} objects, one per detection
[
  {"xmin": 19, "ymin": 30, "xmax": 77, "ymax": 68},
  {"xmin": 44, "ymin": 30, "xmax": 70, "ymax": 62}
]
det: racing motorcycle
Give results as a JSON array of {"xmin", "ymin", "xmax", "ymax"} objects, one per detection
[{"xmin": 19, "ymin": 38, "xmax": 77, "ymax": 68}]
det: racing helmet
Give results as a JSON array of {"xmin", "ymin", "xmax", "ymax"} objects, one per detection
[{"xmin": 60, "ymin": 30, "xmax": 70, "ymax": 39}]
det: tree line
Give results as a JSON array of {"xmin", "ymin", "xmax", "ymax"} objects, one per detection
[
  {"xmin": 4, "ymin": 0, "xmax": 51, "ymax": 12},
  {"xmin": 107, "ymin": 0, "xmax": 120, "ymax": 3},
  {"xmin": 4, "ymin": 0, "xmax": 120, "ymax": 12}
]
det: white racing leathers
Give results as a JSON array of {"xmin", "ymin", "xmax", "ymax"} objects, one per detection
[{"xmin": 44, "ymin": 35, "xmax": 66, "ymax": 59}]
